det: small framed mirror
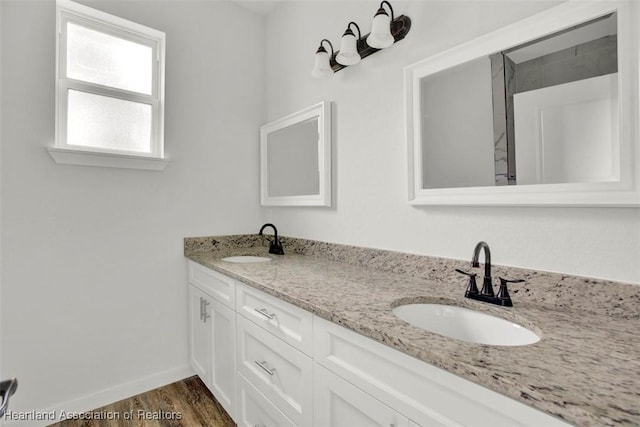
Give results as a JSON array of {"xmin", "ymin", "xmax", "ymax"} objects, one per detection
[
  {"xmin": 405, "ymin": 1, "xmax": 639, "ymax": 206},
  {"xmin": 260, "ymin": 101, "xmax": 332, "ymax": 206}
]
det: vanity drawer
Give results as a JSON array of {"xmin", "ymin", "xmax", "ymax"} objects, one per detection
[
  {"xmin": 236, "ymin": 314, "xmax": 312, "ymax": 427},
  {"xmin": 188, "ymin": 261, "xmax": 235, "ymax": 308},
  {"xmin": 236, "ymin": 373, "xmax": 296, "ymax": 427},
  {"xmin": 236, "ymin": 283, "xmax": 313, "ymax": 355}
]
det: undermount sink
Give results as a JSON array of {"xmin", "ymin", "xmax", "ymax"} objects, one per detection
[
  {"xmin": 221, "ymin": 256, "xmax": 271, "ymax": 263},
  {"xmin": 392, "ymin": 303, "xmax": 539, "ymax": 346}
]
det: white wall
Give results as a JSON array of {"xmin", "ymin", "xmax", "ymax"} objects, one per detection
[
  {"xmin": 0, "ymin": 0, "xmax": 264, "ymax": 417},
  {"xmin": 264, "ymin": 0, "xmax": 640, "ymax": 284}
]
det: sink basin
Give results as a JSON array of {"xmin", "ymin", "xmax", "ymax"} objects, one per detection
[
  {"xmin": 221, "ymin": 256, "xmax": 271, "ymax": 263},
  {"xmin": 392, "ymin": 304, "xmax": 539, "ymax": 346}
]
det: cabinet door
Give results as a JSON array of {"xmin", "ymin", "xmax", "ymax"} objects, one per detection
[
  {"xmin": 189, "ymin": 285, "xmax": 212, "ymax": 389},
  {"xmin": 314, "ymin": 363, "xmax": 410, "ymax": 427},
  {"xmin": 210, "ymin": 298, "xmax": 236, "ymax": 420}
]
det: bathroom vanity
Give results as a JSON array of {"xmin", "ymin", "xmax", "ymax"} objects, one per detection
[
  {"xmin": 185, "ymin": 2, "xmax": 640, "ymax": 425},
  {"xmin": 184, "ymin": 235, "xmax": 640, "ymax": 427}
]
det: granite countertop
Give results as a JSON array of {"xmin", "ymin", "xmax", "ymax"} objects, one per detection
[{"xmin": 185, "ymin": 235, "xmax": 640, "ymax": 427}]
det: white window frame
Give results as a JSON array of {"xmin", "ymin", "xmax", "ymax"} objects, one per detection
[{"xmin": 50, "ymin": 0, "xmax": 168, "ymax": 170}]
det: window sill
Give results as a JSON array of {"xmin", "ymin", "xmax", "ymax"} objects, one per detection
[{"xmin": 47, "ymin": 146, "xmax": 169, "ymax": 171}]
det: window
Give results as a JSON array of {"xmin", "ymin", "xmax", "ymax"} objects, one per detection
[{"xmin": 51, "ymin": 0, "xmax": 167, "ymax": 170}]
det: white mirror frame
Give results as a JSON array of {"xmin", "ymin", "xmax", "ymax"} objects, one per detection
[
  {"xmin": 405, "ymin": 1, "xmax": 640, "ymax": 206},
  {"xmin": 260, "ymin": 101, "xmax": 332, "ymax": 207}
]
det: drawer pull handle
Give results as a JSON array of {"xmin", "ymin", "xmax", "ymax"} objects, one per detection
[
  {"xmin": 255, "ymin": 360, "xmax": 276, "ymax": 376},
  {"xmin": 254, "ymin": 307, "xmax": 275, "ymax": 320}
]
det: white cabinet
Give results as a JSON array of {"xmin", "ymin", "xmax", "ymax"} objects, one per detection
[
  {"xmin": 314, "ymin": 362, "xmax": 411, "ymax": 427},
  {"xmin": 187, "ymin": 262, "xmax": 571, "ymax": 427},
  {"xmin": 187, "ymin": 262, "xmax": 237, "ymax": 420}
]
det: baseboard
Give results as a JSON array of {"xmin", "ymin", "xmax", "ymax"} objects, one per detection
[{"xmin": 2, "ymin": 364, "xmax": 194, "ymax": 427}]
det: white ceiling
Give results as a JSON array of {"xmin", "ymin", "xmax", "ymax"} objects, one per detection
[{"xmin": 234, "ymin": 0, "xmax": 282, "ymax": 16}]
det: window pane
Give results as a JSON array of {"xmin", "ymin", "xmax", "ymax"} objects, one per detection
[
  {"xmin": 67, "ymin": 90, "xmax": 152, "ymax": 153},
  {"xmin": 67, "ymin": 22, "xmax": 153, "ymax": 95}
]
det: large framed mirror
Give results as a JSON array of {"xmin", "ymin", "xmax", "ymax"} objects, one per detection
[
  {"xmin": 260, "ymin": 101, "xmax": 332, "ymax": 206},
  {"xmin": 405, "ymin": 1, "xmax": 639, "ymax": 206}
]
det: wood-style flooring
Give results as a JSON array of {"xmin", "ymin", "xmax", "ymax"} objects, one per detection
[{"xmin": 49, "ymin": 376, "xmax": 235, "ymax": 427}]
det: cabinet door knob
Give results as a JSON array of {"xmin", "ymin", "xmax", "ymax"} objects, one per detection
[
  {"xmin": 254, "ymin": 307, "xmax": 275, "ymax": 320},
  {"xmin": 199, "ymin": 297, "xmax": 204, "ymax": 321},
  {"xmin": 255, "ymin": 360, "xmax": 276, "ymax": 376}
]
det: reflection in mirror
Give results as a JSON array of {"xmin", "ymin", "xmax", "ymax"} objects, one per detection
[
  {"xmin": 419, "ymin": 12, "xmax": 618, "ymax": 189},
  {"xmin": 421, "ymin": 57, "xmax": 495, "ymax": 189},
  {"xmin": 260, "ymin": 101, "xmax": 331, "ymax": 207},
  {"xmin": 267, "ymin": 118, "xmax": 319, "ymax": 197}
]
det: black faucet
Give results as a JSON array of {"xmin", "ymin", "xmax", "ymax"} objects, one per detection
[
  {"xmin": 472, "ymin": 241, "xmax": 493, "ymax": 296},
  {"xmin": 259, "ymin": 223, "xmax": 284, "ymax": 255},
  {"xmin": 456, "ymin": 241, "xmax": 524, "ymax": 307}
]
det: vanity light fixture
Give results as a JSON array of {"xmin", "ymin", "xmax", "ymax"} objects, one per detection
[
  {"xmin": 367, "ymin": 1, "xmax": 396, "ymax": 49},
  {"xmin": 311, "ymin": 1, "xmax": 411, "ymax": 78},
  {"xmin": 311, "ymin": 39, "xmax": 335, "ymax": 78}
]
